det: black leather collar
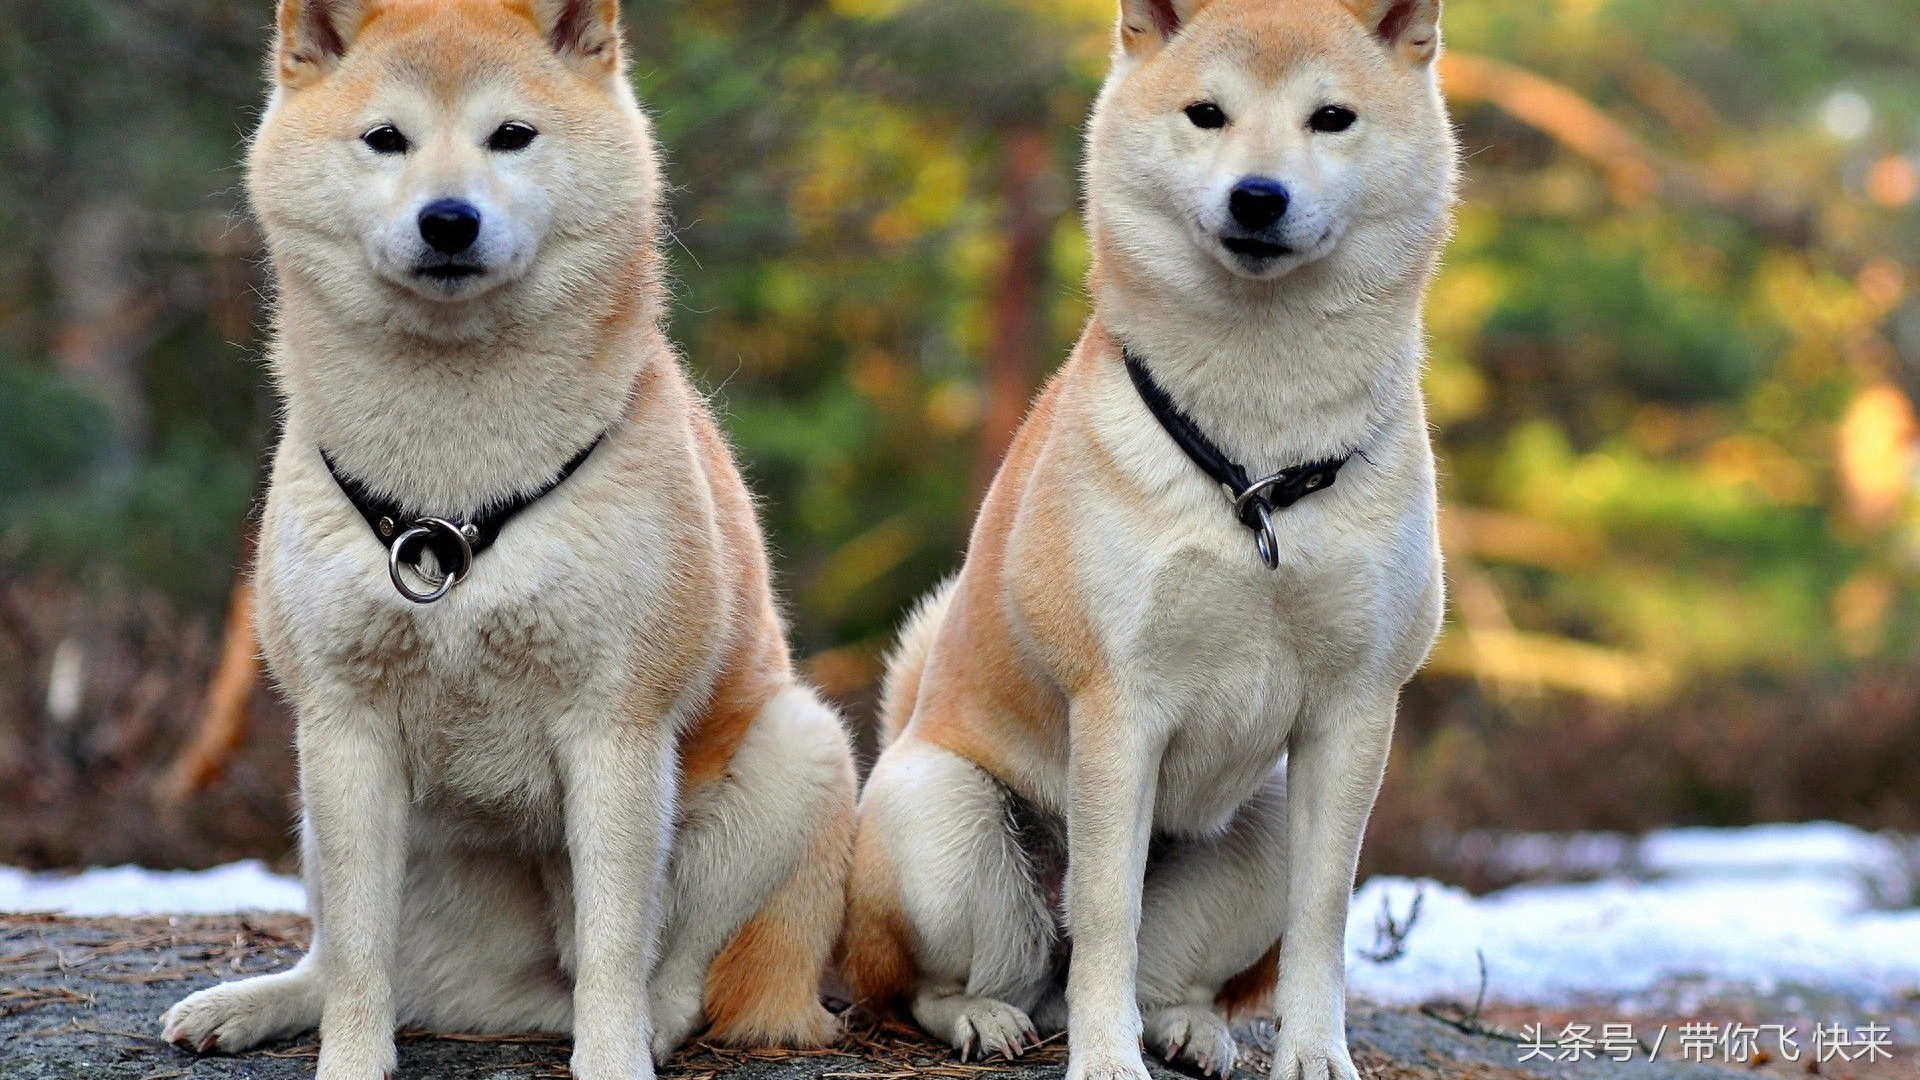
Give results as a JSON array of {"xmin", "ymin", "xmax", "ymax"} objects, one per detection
[
  {"xmin": 1123, "ymin": 347, "xmax": 1349, "ymax": 568},
  {"xmin": 321, "ymin": 433, "xmax": 604, "ymax": 601}
]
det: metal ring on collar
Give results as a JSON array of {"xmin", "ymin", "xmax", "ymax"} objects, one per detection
[
  {"xmin": 1251, "ymin": 501, "xmax": 1279, "ymax": 569},
  {"xmin": 1228, "ymin": 480, "xmax": 1285, "ymax": 569},
  {"xmin": 387, "ymin": 517, "xmax": 474, "ymax": 604}
]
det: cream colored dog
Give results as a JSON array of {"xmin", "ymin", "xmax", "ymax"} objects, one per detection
[
  {"xmin": 841, "ymin": 2, "xmax": 1455, "ymax": 1080},
  {"xmin": 158, "ymin": 3, "xmax": 855, "ymax": 1079}
]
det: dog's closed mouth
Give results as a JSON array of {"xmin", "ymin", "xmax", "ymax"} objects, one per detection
[
  {"xmin": 416, "ymin": 262, "xmax": 486, "ymax": 283},
  {"xmin": 1221, "ymin": 235, "xmax": 1292, "ymax": 259}
]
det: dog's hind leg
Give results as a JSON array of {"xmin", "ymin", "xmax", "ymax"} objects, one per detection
[
  {"xmin": 649, "ymin": 686, "xmax": 855, "ymax": 1058},
  {"xmin": 1133, "ymin": 770, "xmax": 1288, "ymax": 1079},
  {"xmin": 861, "ymin": 737, "xmax": 1055, "ymax": 1062}
]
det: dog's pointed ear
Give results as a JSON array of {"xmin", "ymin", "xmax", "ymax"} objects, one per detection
[
  {"xmin": 1344, "ymin": 0, "xmax": 1442, "ymax": 66},
  {"xmin": 275, "ymin": 0, "xmax": 368, "ymax": 86},
  {"xmin": 1117, "ymin": 0, "xmax": 1206, "ymax": 58},
  {"xmin": 530, "ymin": 0, "xmax": 623, "ymax": 74}
]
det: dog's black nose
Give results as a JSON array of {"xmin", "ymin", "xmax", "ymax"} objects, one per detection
[
  {"xmin": 1228, "ymin": 179, "xmax": 1290, "ymax": 231},
  {"xmin": 418, "ymin": 199, "xmax": 481, "ymax": 255}
]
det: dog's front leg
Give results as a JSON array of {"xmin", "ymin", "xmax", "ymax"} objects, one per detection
[
  {"xmin": 1063, "ymin": 688, "xmax": 1164, "ymax": 1080},
  {"xmin": 299, "ymin": 695, "xmax": 407, "ymax": 1080},
  {"xmin": 1271, "ymin": 693, "xmax": 1395, "ymax": 1080},
  {"xmin": 558, "ymin": 711, "xmax": 676, "ymax": 1080}
]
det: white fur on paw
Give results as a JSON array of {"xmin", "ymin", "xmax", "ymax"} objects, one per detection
[
  {"xmin": 161, "ymin": 981, "xmax": 300, "ymax": 1055},
  {"xmin": 1269, "ymin": 1035, "xmax": 1361, "ymax": 1080},
  {"xmin": 316, "ymin": 1010, "xmax": 400, "ymax": 1080},
  {"xmin": 1065, "ymin": 1047, "xmax": 1155, "ymax": 1080},
  {"xmin": 1147, "ymin": 1004, "xmax": 1238, "ymax": 1077},
  {"xmin": 315, "ymin": 1053, "xmax": 396, "ymax": 1080},
  {"xmin": 947, "ymin": 997, "xmax": 1038, "ymax": 1062},
  {"xmin": 571, "ymin": 1039, "xmax": 654, "ymax": 1080}
]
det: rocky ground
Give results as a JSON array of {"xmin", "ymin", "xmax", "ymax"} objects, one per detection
[{"xmin": 0, "ymin": 914, "xmax": 1896, "ymax": 1080}]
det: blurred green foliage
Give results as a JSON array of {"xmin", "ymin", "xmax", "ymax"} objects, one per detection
[{"xmin": 0, "ymin": 365, "xmax": 106, "ymax": 499}]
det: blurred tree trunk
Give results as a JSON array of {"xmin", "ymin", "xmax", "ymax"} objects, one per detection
[{"xmin": 973, "ymin": 127, "xmax": 1051, "ymax": 497}]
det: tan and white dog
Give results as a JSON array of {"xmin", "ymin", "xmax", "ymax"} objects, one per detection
[
  {"xmin": 841, "ymin": 2, "xmax": 1455, "ymax": 1080},
  {"xmin": 159, "ymin": 3, "xmax": 855, "ymax": 1078}
]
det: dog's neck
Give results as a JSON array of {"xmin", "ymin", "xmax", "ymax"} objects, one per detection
[
  {"xmin": 274, "ymin": 256, "xmax": 662, "ymax": 519},
  {"xmin": 1090, "ymin": 253, "xmax": 1429, "ymax": 474}
]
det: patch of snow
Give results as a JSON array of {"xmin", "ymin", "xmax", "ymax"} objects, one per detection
[
  {"xmin": 1349, "ymin": 822, "xmax": 1920, "ymax": 1006},
  {"xmin": 0, "ymin": 860, "xmax": 304, "ymax": 916},
  {"xmin": 1639, "ymin": 822, "xmax": 1912, "ymax": 902}
]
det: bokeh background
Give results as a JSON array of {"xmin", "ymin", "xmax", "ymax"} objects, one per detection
[{"xmin": 1, "ymin": 0, "xmax": 1917, "ymax": 885}]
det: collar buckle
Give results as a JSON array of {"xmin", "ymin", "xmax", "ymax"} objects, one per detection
[{"xmin": 1232, "ymin": 463, "xmax": 1338, "ymax": 516}]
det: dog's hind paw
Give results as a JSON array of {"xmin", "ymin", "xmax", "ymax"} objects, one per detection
[
  {"xmin": 955, "ymin": 997, "xmax": 1038, "ymax": 1062},
  {"xmin": 915, "ymin": 993, "xmax": 1038, "ymax": 1063},
  {"xmin": 1147, "ymin": 1004, "xmax": 1238, "ymax": 1077},
  {"xmin": 160, "ymin": 973, "xmax": 319, "ymax": 1054}
]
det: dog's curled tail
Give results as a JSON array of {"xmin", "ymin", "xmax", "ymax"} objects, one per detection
[{"xmin": 876, "ymin": 576, "xmax": 958, "ymax": 747}]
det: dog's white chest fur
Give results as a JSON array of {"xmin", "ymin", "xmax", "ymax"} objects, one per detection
[
  {"xmin": 313, "ymin": 570, "xmax": 583, "ymax": 835},
  {"xmin": 1048, "ymin": 415, "xmax": 1440, "ymax": 837},
  {"xmin": 387, "ymin": 598, "xmax": 580, "ymax": 834}
]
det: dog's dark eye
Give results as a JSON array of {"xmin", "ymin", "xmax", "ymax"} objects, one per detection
[
  {"xmin": 1184, "ymin": 102, "xmax": 1228, "ymax": 130},
  {"xmin": 1309, "ymin": 105, "xmax": 1358, "ymax": 133},
  {"xmin": 488, "ymin": 122, "xmax": 538, "ymax": 152},
  {"xmin": 361, "ymin": 124, "xmax": 409, "ymax": 155}
]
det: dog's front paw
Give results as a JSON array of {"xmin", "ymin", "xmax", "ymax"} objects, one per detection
[
  {"xmin": 1075, "ymin": 1022, "xmax": 1144, "ymax": 1080},
  {"xmin": 572, "ymin": 1039, "xmax": 655, "ymax": 1080},
  {"xmin": 315, "ymin": 1040, "xmax": 398, "ymax": 1080},
  {"xmin": 1268, "ymin": 1028, "xmax": 1360, "ymax": 1080},
  {"xmin": 1146, "ymin": 1004, "xmax": 1238, "ymax": 1077},
  {"xmin": 1066, "ymin": 1040, "xmax": 1154, "ymax": 1080}
]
